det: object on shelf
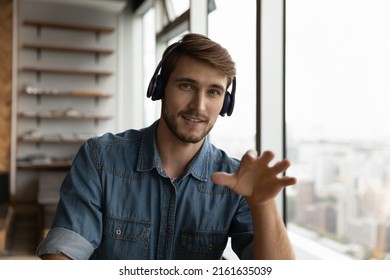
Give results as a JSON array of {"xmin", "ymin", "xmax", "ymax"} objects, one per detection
[
  {"xmin": 59, "ymin": 133, "xmax": 77, "ymax": 141},
  {"xmin": 50, "ymin": 109, "xmax": 64, "ymax": 117},
  {"xmin": 23, "ymin": 85, "xmax": 112, "ymax": 97},
  {"xmin": 64, "ymin": 108, "xmax": 81, "ymax": 117},
  {"xmin": 20, "ymin": 129, "xmax": 43, "ymax": 140},
  {"xmin": 51, "ymin": 156, "xmax": 74, "ymax": 165},
  {"xmin": 18, "ymin": 111, "xmax": 111, "ymax": 120},
  {"xmin": 19, "ymin": 111, "xmax": 37, "ymax": 118},
  {"xmin": 25, "ymin": 85, "xmax": 59, "ymax": 95},
  {"xmin": 75, "ymin": 132, "xmax": 96, "ymax": 141},
  {"xmin": 19, "ymin": 131, "xmax": 96, "ymax": 143},
  {"xmin": 17, "ymin": 154, "xmax": 74, "ymax": 168},
  {"xmin": 17, "ymin": 154, "xmax": 53, "ymax": 165}
]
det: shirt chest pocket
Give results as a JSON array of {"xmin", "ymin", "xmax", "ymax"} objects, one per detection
[
  {"xmin": 96, "ymin": 215, "xmax": 151, "ymax": 259},
  {"xmin": 179, "ymin": 229, "xmax": 228, "ymax": 260}
]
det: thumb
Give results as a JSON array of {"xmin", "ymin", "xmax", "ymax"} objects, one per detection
[{"xmin": 211, "ymin": 172, "xmax": 237, "ymax": 190}]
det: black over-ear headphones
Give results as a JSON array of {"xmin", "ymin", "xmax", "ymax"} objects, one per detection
[{"xmin": 146, "ymin": 42, "xmax": 236, "ymax": 117}]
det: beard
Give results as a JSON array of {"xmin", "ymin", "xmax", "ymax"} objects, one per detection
[{"xmin": 162, "ymin": 103, "xmax": 214, "ymax": 144}]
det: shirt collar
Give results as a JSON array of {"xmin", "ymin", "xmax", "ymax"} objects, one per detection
[
  {"xmin": 136, "ymin": 120, "xmax": 210, "ymax": 182},
  {"xmin": 136, "ymin": 120, "xmax": 163, "ymax": 174}
]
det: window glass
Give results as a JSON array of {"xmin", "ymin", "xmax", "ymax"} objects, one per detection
[
  {"xmin": 208, "ymin": 0, "xmax": 256, "ymax": 159},
  {"xmin": 167, "ymin": 0, "xmax": 189, "ymax": 19},
  {"xmin": 286, "ymin": 0, "xmax": 390, "ymax": 259},
  {"xmin": 142, "ymin": 8, "xmax": 158, "ymax": 126}
]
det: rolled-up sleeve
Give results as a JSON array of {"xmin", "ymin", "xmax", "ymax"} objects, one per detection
[
  {"xmin": 36, "ymin": 139, "xmax": 104, "ymax": 259},
  {"xmin": 36, "ymin": 227, "xmax": 95, "ymax": 259}
]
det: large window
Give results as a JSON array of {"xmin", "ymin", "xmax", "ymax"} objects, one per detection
[
  {"xmin": 208, "ymin": 0, "xmax": 257, "ymax": 158},
  {"xmin": 142, "ymin": 7, "xmax": 157, "ymax": 126},
  {"xmin": 286, "ymin": 0, "xmax": 390, "ymax": 259},
  {"xmin": 140, "ymin": 1, "xmax": 190, "ymax": 126}
]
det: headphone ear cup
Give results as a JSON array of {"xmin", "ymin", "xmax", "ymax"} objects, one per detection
[
  {"xmin": 220, "ymin": 91, "xmax": 231, "ymax": 116},
  {"xmin": 151, "ymin": 75, "xmax": 165, "ymax": 101},
  {"xmin": 220, "ymin": 77, "xmax": 236, "ymax": 116}
]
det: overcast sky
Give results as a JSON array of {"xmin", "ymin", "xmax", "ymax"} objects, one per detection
[{"xmin": 286, "ymin": 0, "xmax": 390, "ymax": 143}]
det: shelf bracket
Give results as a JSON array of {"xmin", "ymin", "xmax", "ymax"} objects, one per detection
[
  {"xmin": 36, "ymin": 71, "xmax": 41, "ymax": 83},
  {"xmin": 36, "ymin": 95, "xmax": 42, "ymax": 105},
  {"xmin": 36, "ymin": 25, "xmax": 42, "ymax": 38},
  {"xmin": 36, "ymin": 49, "xmax": 42, "ymax": 60},
  {"xmin": 95, "ymin": 52, "xmax": 100, "ymax": 63},
  {"xmin": 36, "ymin": 116, "xmax": 41, "ymax": 127},
  {"xmin": 95, "ymin": 31, "xmax": 101, "ymax": 42}
]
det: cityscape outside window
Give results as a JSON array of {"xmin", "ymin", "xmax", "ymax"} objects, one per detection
[{"xmin": 286, "ymin": 0, "xmax": 390, "ymax": 259}]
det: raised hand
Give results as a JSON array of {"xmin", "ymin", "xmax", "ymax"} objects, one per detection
[{"xmin": 211, "ymin": 150, "xmax": 297, "ymax": 205}]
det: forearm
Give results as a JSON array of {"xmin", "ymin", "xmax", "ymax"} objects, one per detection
[
  {"xmin": 40, "ymin": 253, "xmax": 71, "ymax": 260},
  {"xmin": 211, "ymin": 150, "xmax": 297, "ymax": 259},
  {"xmin": 248, "ymin": 199, "xmax": 295, "ymax": 260}
]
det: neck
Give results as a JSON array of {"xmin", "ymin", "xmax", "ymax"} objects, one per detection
[{"xmin": 156, "ymin": 118, "xmax": 204, "ymax": 179}]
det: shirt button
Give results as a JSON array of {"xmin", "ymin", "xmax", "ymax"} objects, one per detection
[
  {"xmin": 115, "ymin": 229, "xmax": 122, "ymax": 236},
  {"xmin": 208, "ymin": 244, "xmax": 213, "ymax": 251},
  {"xmin": 165, "ymin": 228, "xmax": 171, "ymax": 235}
]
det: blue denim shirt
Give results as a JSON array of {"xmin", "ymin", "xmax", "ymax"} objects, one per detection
[{"xmin": 36, "ymin": 121, "xmax": 253, "ymax": 259}]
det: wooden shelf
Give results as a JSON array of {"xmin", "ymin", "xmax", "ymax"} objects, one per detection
[
  {"xmin": 18, "ymin": 139, "xmax": 86, "ymax": 144},
  {"xmin": 17, "ymin": 161, "xmax": 72, "ymax": 170},
  {"xmin": 18, "ymin": 113, "xmax": 112, "ymax": 120},
  {"xmin": 21, "ymin": 67, "xmax": 113, "ymax": 76},
  {"xmin": 23, "ymin": 43, "xmax": 114, "ymax": 55},
  {"xmin": 23, "ymin": 19, "xmax": 114, "ymax": 33},
  {"xmin": 22, "ymin": 89, "xmax": 112, "ymax": 98}
]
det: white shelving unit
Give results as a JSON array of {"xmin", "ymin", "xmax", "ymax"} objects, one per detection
[{"xmin": 10, "ymin": 1, "xmax": 123, "ymax": 238}]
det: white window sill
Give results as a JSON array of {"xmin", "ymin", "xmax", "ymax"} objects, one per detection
[
  {"xmin": 288, "ymin": 230, "xmax": 353, "ymax": 260},
  {"xmin": 222, "ymin": 231, "xmax": 353, "ymax": 260}
]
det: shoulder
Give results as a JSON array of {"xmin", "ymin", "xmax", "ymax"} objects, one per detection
[
  {"xmin": 206, "ymin": 142, "xmax": 240, "ymax": 173},
  {"xmin": 77, "ymin": 127, "xmax": 150, "ymax": 162},
  {"xmin": 87, "ymin": 128, "xmax": 146, "ymax": 146},
  {"xmin": 87, "ymin": 121, "xmax": 158, "ymax": 147}
]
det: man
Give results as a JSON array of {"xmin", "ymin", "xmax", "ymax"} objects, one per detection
[{"xmin": 36, "ymin": 33, "xmax": 297, "ymax": 260}]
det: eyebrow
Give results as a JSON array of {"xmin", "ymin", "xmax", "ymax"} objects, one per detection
[{"xmin": 174, "ymin": 77, "xmax": 226, "ymax": 91}]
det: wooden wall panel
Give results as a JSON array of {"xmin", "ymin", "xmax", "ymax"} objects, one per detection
[{"xmin": 0, "ymin": 0, "xmax": 12, "ymax": 172}]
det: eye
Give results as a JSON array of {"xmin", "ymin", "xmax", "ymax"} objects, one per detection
[
  {"xmin": 179, "ymin": 83, "xmax": 193, "ymax": 90},
  {"xmin": 208, "ymin": 89, "xmax": 222, "ymax": 97}
]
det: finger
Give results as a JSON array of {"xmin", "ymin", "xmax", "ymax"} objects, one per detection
[
  {"xmin": 259, "ymin": 150, "xmax": 275, "ymax": 164},
  {"xmin": 242, "ymin": 150, "xmax": 258, "ymax": 161},
  {"xmin": 271, "ymin": 159, "xmax": 291, "ymax": 174},
  {"xmin": 278, "ymin": 176, "xmax": 297, "ymax": 187},
  {"xmin": 245, "ymin": 149, "xmax": 258, "ymax": 158},
  {"xmin": 211, "ymin": 172, "xmax": 237, "ymax": 190}
]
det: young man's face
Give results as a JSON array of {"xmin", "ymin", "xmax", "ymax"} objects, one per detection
[{"xmin": 162, "ymin": 55, "xmax": 228, "ymax": 144}]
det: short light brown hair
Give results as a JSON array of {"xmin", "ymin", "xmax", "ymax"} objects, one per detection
[{"xmin": 160, "ymin": 33, "xmax": 236, "ymax": 87}]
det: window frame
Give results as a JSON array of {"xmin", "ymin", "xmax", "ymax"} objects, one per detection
[{"xmin": 257, "ymin": 0, "xmax": 286, "ymax": 216}]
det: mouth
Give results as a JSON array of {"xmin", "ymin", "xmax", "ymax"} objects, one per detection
[{"xmin": 182, "ymin": 114, "xmax": 205, "ymax": 124}]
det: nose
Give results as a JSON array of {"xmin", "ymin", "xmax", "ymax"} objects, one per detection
[{"xmin": 189, "ymin": 90, "xmax": 207, "ymax": 111}]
